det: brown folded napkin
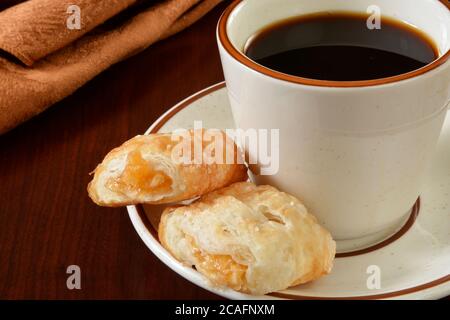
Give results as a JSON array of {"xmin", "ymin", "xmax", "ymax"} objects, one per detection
[{"xmin": 0, "ymin": 0, "xmax": 223, "ymax": 134}]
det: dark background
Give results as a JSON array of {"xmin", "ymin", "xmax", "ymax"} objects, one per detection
[{"xmin": 0, "ymin": 0, "xmax": 226, "ymax": 299}]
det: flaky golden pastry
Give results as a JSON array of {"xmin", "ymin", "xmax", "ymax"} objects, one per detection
[
  {"xmin": 88, "ymin": 130, "xmax": 248, "ymax": 206},
  {"xmin": 159, "ymin": 182, "xmax": 336, "ymax": 295}
]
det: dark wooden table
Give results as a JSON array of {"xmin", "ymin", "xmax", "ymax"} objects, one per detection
[{"xmin": 0, "ymin": 1, "xmax": 227, "ymax": 299}]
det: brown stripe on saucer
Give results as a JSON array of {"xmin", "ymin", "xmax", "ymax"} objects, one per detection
[
  {"xmin": 269, "ymin": 274, "xmax": 450, "ymax": 300},
  {"xmin": 336, "ymin": 198, "xmax": 420, "ymax": 258}
]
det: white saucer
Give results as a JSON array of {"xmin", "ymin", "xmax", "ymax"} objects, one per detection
[{"xmin": 127, "ymin": 82, "xmax": 450, "ymax": 300}]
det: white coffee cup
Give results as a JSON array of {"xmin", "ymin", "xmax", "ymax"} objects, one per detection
[{"xmin": 217, "ymin": 0, "xmax": 450, "ymax": 252}]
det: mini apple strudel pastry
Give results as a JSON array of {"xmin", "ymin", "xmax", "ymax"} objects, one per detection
[
  {"xmin": 159, "ymin": 182, "xmax": 336, "ymax": 295},
  {"xmin": 88, "ymin": 130, "xmax": 248, "ymax": 206}
]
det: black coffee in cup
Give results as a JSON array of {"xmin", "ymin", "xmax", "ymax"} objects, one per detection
[{"xmin": 244, "ymin": 12, "xmax": 439, "ymax": 81}]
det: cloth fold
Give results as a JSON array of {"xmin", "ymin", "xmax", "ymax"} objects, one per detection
[
  {"xmin": 0, "ymin": 0, "xmax": 223, "ymax": 134},
  {"xmin": 0, "ymin": 0, "xmax": 139, "ymax": 66}
]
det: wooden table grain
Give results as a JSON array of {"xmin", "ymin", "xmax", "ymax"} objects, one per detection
[{"xmin": 0, "ymin": 1, "xmax": 227, "ymax": 299}]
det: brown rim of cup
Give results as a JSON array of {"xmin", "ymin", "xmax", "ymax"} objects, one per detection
[{"xmin": 217, "ymin": 0, "xmax": 450, "ymax": 88}]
